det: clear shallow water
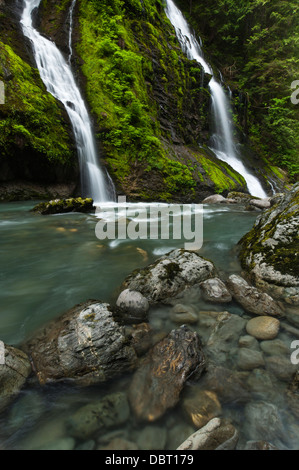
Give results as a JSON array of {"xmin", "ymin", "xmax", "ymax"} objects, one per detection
[{"xmin": 0, "ymin": 202, "xmax": 297, "ymax": 450}]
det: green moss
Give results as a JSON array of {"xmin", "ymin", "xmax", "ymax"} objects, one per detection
[
  {"xmin": 199, "ymin": 155, "xmax": 246, "ymax": 193},
  {"xmin": 0, "ymin": 42, "xmax": 72, "ymax": 163}
]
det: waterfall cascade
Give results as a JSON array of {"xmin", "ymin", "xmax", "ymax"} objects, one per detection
[
  {"xmin": 21, "ymin": 0, "xmax": 115, "ymax": 203},
  {"xmin": 165, "ymin": 0, "xmax": 267, "ymax": 199}
]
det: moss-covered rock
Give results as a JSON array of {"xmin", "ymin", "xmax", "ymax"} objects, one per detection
[
  {"xmin": 32, "ymin": 197, "xmax": 94, "ymax": 215},
  {"xmin": 238, "ymin": 183, "xmax": 299, "ymax": 305}
]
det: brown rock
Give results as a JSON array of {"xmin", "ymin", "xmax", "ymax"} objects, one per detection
[
  {"xmin": 128, "ymin": 326, "xmax": 206, "ymax": 422},
  {"xmin": 246, "ymin": 316, "xmax": 280, "ymax": 340}
]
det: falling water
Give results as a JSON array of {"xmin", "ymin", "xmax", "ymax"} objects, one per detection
[
  {"xmin": 67, "ymin": 0, "xmax": 77, "ymax": 64},
  {"xmin": 21, "ymin": 0, "xmax": 115, "ymax": 203},
  {"xmin": 165, "ymin": 0, "xmax": 267, "ymax": 198}
]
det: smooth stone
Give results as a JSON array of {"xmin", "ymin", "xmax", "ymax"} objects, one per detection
[
  {"xmin": 238, "ymin": 335, "xmax": 260, "ymax": 351},
  {"xmin": 135, "ymin": 425, "xmax": 167, "ymax": 450},
  {"xmin": 244, "ymin": 402, "xmax": 285, "ymax": 444},
  {"xmin": 227, "ymin": 275, "xmax": 284, "ymax": 316},
  {"xmin": 202, "ymin": 194, "xmax": 227, "ymax": 204},
  {"xmin": 128, "ymin": 326, "xmax": 206, "ymax": 422},
  {"xmin": 260, "ymin": 339, "xmax": 290, "ymax": 356},
  {"xmin": 236, "ymin": 348, "xmax": 265, "ymax": 371},
  {"xmin": 67, "ymin": 392, "xmax": 130, "ymax": 440},
  {"xmin": 182, "ymin": 389, "xmax": 222, "ymax": 429},
  {"xmin": 116, "ymin": 289, "xmax": 149, "ymax": 323},
  {"xmin": 246, "ymin": 316, "xmax": 280, "ymax": 340},
  {"xmin": 170, "ymin": 304, "xmax": 198, "ymax": 324},
  {"xmin": 177, "ymin": 418, "xmax": 239, "ymax": 451},
  {"xmin": 247, "ymin": 369, "xmax": 277, "ymax": 401},
  {"xmin": 0, "ymin": 344, "xmax": 32, "ymax": 414},
  {"xmin": 250, "ymin": 198, "xmax": 271, "ymax": 209},
  {"xmin": 265, "ymin": 356, "xmax": 298, "ymax": 382},
  {"xmin": 121, "ymin": 249, "xmax": 216, "ymax": 304},
  {"xmin": 200, "ymin": 278, "xmax": 232, "ymax": 303}
]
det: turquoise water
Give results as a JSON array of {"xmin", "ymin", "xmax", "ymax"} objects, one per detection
[{"xmin": 0, "ymin": 201, "xmax": 297, "ymax": 450}]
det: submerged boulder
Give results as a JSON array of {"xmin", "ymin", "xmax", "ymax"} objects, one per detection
[
  {"xmin": 238, "ymin": 183, "xmax": 299, "ymax": 305},
  {"xmin": 0, "ymin": 344, "xmax": 32, "ymax": 414},
  {"xmin": 23, "ymin": 301, "xmax": 137, "ymax": 386},
  {"xmin": 32, "ymin": 197, "xmax": 95, "ymax": 215},
  {"xmin": 128, "ymin": 326, "xmax": 206, "ymax": 422},
  {"xmin": 120, "ymin": 249, "xmax": 216, "ymax": 304}
]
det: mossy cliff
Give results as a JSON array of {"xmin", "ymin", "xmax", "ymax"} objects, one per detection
[
  {"xmin": 0, "ymin": 0, "xmax": 78, "ymax": 199},
  {"xmin": 0, "ymin": 0, "xmax": 288, "ymax": 201}
]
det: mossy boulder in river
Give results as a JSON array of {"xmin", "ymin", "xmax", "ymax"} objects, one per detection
[
  {"xmin": 238, "ymin": 183, "xmax": 299, "ymax": 305},
  {"xmin": 32, "ymin": 197, "xmax": 95, "ymax": 215}
]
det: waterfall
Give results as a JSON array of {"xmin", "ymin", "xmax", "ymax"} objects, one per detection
[
  {"xmin": 165, "ymin": 0, "xmax": 267, "ymax": 199},
  {"xmin": 21, "ymin": 0, "xmax": 115, "ymax": 204},
  {"xmin": 67, "ymin": 0, "xmax": 77, "ymax": 64}
]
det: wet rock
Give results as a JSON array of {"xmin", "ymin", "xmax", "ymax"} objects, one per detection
[
  {"xmin": 129, "ymin": 326, "xmax": 206, "ymax": 422},
  {"xmin": 75, "ymin": 440, "xmax": 96, "ymax": 451},
  {"xmin": 177, "ymin": 418, "xmax": 239, "ymax": 451},
  {"xmin": 202, "ymin": 194, "xmax": 227, "ymax": 204},
  {"xmin": 116, "ymin": 289, "xmax": 149, "ymax": 324},
  {"xmin": 166, "ymin": 423, "xmax": 196, "ymax": 451},
  {"xmin": 286, "ymin": 372, "xmax": 299, "ymax": 419},
  {"xmin": 199, "ymin": 365, "xmax": 250, "ymax": 405},
  {"xmin": 67, "ymin": 392, "xmax": 130, "ymax": 440},
  {"xmin": 7, "ymin": 391, "xmax": 44, "ymax": 432},
  {"xmin": 236, "ymin": 348, "xmax": 265, "ymax": 371},
  {"xmin": 206, "ymin": 311, "xmax": 247, "ymax": 365},
  {"xmin": 32, "ymin": 197, "xmax": 95, "ymax": 215},
  {"xmin": 226, "ymin": 275, "xmax": 284, "ymax": 316},
  {"xmin": 227, "ymin": 192, "xmax": 260, "ymax": 204},
  {"xmin": 238, "ymin": 183, "xmax": 299, "ymax": 305},
  {"xmin": 244, "ymin": 440, "xmax": 279, "ymax": 450},
  {"xmin": 246, "ymin": 316, "xmax": 280, "ymax": 340},
  {"xmin": 265, "ymin": 356, "xmax": 298, "ymax": 382},
  {"xmin": 243, "ymin": 402, "xmax": 285, "ymax": 444},
  {"xmin": 247, "ymin": 369, "xmax": 277, "ymax": 401},
  {"xmin": 238, "ymin": 335, "xmax": 260, "ymax": 351},
  {"xmin": 170, "ymin": 304, "xmax": 198, "ymax": 324},
  {"xmin": 0, "ymin": 344, "xmax": 32, "ymax": 414},
  {"xmin": 250, "ymin": 198, "xmax": 271, "ymax": 210},
  {"xmin": 134, "ymin": 425, "xmax": 167, "ymax": 450},
  {"xmin": 200, "ymin": 278, "xmax": 232, "ymax": 303},
  {"xmin": 37, "ymin": 437, "xmax": 76, "ymax": 451},
  {"xmin": 182, "ymin": 389, "xmax": 222, "ymax": 429},
  {"xmin": 260, "ymin": 339, "xmax": 290, "ymax": 356},
  {"xmin": 127, "ymin": 323, "xmax": 155, "ymax": 357},
  {"xmin": 121, "ymin": 249, "xmax": 216, "ymax": 304},
  {"xmin": 24, "ymin": 301, "xmax": 137, "ymax": 386}
]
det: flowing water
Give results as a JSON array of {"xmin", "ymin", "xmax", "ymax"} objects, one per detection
[
  {"xmin": 0, "ymin": 202, "xmax": 298, "ymax": 450},
  {"xmin": 165, "ymin": 0, "xmax": 268, "ymax": 199},
  {"xmin": 21, "ymin": 0, "xmax": 114, "ymax": 203}
]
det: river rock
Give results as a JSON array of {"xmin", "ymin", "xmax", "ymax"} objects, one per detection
[
  {"xmin": 250, "ymin": 198, "xmax": 271, "ymax": 210},
  {"xmin": 265, "ymin": 356, "xmax": 298, "ymax": 382},
  {"xmin": 238, "ymin": 183, "xmax": 299, "ymax": 305},
  {"xmin": 121, "ymin": 249, "xmax": 216, "ymax": 304},
  {"xmin": 170, "ymin": 304, "xmax": 198, "ymax": 324},
  {"xmin": 236, "ymin": 348, "xmax": 265, "ymax": 371},
  {"xmin": 24, "ymin": 301, "xmax": 137, "ymax": 386},
  {"xmin": 99, "ymin": 438, "xmax": 139, "ymax": 451},
  {"xmin": 166, "ymin": 424, "xmax": 196, "ymax": 450},
  {"xmin": 182, "ymin": 389, "xmax": 222, "ymax": 429},
  {"xmin": 246, "ymin": 316, "xmax": 280, "ymax": 340},
  {"xmin": 202, "ymin": 194, "xmax": 227, "ymax": 204},
  {"xmin": 134, "ymin": 425, "xmax": 167, "ymax": 450},
  {"xmin": 199, "ymin": 365, "xmax": 250, "ymax": 405},
  {"xmin": 226, "ymin": 274, "xmax": 284, "ymax": 316},
  {"xmin": 0, "ymin": 344, "xmax": 32, "ymax": 414},
  {"xmin": 247, "ymin": 369, "xmax": 277, "ymax": 401},
  {"xmin": 260, "ymin": 339, "xmax": 290, "ymax": 356},
  {"xmin": 128, "ymin": 326, "xmax": 206, "ymax": 422},
  {"xmin": 200, "ymin": 278, "xmax": 232, "ymax": 303},
  {"xmin": 116, "ymin": 289, "xmax": 149, "ymax": 324},
  {"xmin": 177, "ymin": 418, "xmax": 239, "ymax": 451},
  {"xmin": 244, "ymin": 441, "xmax": 279, "ymax": 450},
  {"xmin": 243, "ymin": 402, "xmax": 285, "ymax": 444},
  {"xmin": 32, "ymin": 197, "xmax": 95, "ymax": 215},
  {"xmin": 67, "ymin": 392, "xmax": 130, "ymax": 439},
  {"xmin": 238, "ymin": 335, "xmax": 260, "ymax": 350},
  {"xmin": 227, "ymin": 192, "xmax": 260, "ymax": 204}
]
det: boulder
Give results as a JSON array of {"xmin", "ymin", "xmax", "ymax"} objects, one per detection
[
  {"xmin": 0, "ymin": 344, "xmax": 32, "ymax": 414},
  {"xmin": 128, "ymin": 326, "xmax": 206, "ymax": 422},
  {"xmin": 177, "ymin": 418, "xmax": 239, "ymax": 451},
  {"xmin": 202, "ymin": 194, "xmax": 227, "ymax": 204},
  {"xmin": 24, "ymin": 301, "xmax": 137, "ymax": 386},
  {"xmin": 121, "ymin": 249, "xmax": 216, "ymax": 304},
  {"xmin": 116, "ymin": 289, "xmax": 149, "ymax": 324},
  {"xmin": 200, "ymin": 277, "xmax": 232, "ymax": 303},
  {"xmin": 238, "ymin": 183, "xmax": 299, "ymax": 305},
  {"xmin": 32, "ymin": 197, "xmax": 95, "ymax": 215},
  {"xmin": 246, "ymin": 316, "xmax": 280, "ymax": 340},
  {"xmin": 250, "ymin": 198, "xmax": 271, "ymax": 210},
  {"xmin": 226, "ymin": 274, "xmax": 284, "ymax": 316}
]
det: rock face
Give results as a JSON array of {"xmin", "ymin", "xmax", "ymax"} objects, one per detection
[
  {"xmin": 121, "ymin": 249, "xmax": 216, "ymax": 304},
  {"xmin": 226, "ymin": 274, "xmax": 284, "ymax": 316},
  {"xmin": 24, "ymin": 301, "xmax": 137, "ymax": 386},
  {"xmin": 129, "ymin": 326, "xmax": 206, "ymax": 422},
  {"xmin": 0, "ymin": 344, "xmax": 32, "ymax": 414},
  {"xmin": 239, "ymin": 183, "xmax": 299, "ymax": 305},
  {"xmin": 32, "ymin": 198, "xmax": 94, "ymax": 215}
]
